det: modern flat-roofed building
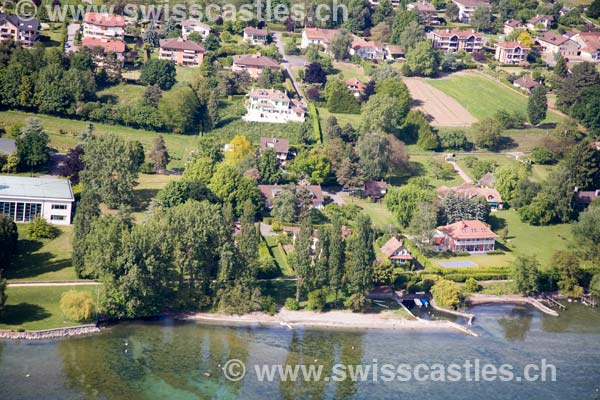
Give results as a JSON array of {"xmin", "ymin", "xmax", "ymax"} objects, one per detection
[{"xmin": 0, "ymin": 176, "xmax": 74, "ymax": 225}]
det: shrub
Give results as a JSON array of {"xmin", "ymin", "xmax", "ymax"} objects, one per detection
[
  {"xmin": 531, "ymin": 147, "xmax": 557, "ymax": 165},
  {"xmin": 257, "ymin": 256, "xmax": 278, "ymax": 279},
  {"xmin": 285, "ymin": 297, "xmax": 300, "ymax": 310},
  {"xmin": 306, "ymin": 288, "xmax": 328, "ymax": 311},
  {"xmin": 344, "ymin": 293, "xmax": 368, "ymax": 312},
  {"xmin": 464, "ymin": 277, "xmax": 481, "ymax": 293},
  {"xmin": 60, "ymin": 290, "xmax": 96, "ymax": 322},
  {"xmin": 139, "ymin": 162, "xmax": 155, "ymax": 174},
  {"xmin": 26, "ymin": 216, "xmax": 58, "ymax": 239},
  {"xmin": 261, "ymin": 296, "xmax": 278, "ymax": 315},
  {"xmin": 430, "ymin": 279, "xmax": 462, "ymax": 308}
]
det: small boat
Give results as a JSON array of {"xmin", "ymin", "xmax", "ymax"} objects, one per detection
[
  {"xmin": 421, "ymin": 298, "xmax": 430, "ymax": 308},
  {"xmin": 414, "ymin": 298, "xmax": 423, "ymax": 307}
]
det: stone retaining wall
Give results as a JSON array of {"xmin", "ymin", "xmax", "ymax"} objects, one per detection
[{"xmin": 0, "ymin": 324, "xmax": 100, "ymax": 340}]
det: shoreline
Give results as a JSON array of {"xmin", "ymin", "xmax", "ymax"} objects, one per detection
[{"xmin": 178, "ymin": 309, "xmax": 479, "ymax": 337}]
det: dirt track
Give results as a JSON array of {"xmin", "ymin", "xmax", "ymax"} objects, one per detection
[{"xmin": 403, "ymin": 77, "xmax": 478, "ymax": 127}]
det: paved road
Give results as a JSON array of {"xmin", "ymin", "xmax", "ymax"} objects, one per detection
[
  {"xmin": 7, "ymin": 281, "xmax": 101, "ymax": 287},
  {"xmin": 273, "ymin": 31, "xmax": 307, "ymax": 99},
  {"xmin": 447, "ymin": 160, "xmax": 473, "ymax": 184}
]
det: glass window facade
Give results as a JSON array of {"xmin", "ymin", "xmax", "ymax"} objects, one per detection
[{"xmin": 0, "ymin": 201, "xmax": 42, "ymax": 222}]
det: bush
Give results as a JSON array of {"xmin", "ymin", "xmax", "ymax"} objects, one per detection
[
  {"xmin": 257, "ymin": 256, "xmax": 279, "ymax": 279},
  {"xmin": 344, "ymin": 293, "xmax": 368, "ymax": 312},
  {"xmin": 464, "ymin": 277, "xmax": 481, "ymax": 293},
  {"xmin": 531, "ymin": 147, "xmax": 557, "ymax": 165},
  {"xmin": 284, "ymin": 297, "xmax": 300, "ymax": 310},
  {"xmin": 139, "ymin": 162, "xmax": 155, "ymax": 174},
  {"xmin": 430, "ymin": 279, "xmax": 462, "ymax": 308},
  {"xmin": 60, "ymin": 290, "xmax": 96, "ymax": 322},
  {"xmin": 261, "ymin": 296, "xmax": 278, "ymax": 315},
  {"xmin": 306, "ymin": 288, "xmax": 328, "ymax": 311},
  {"xmin": 26, "ymin": 216, "xmax": 58, "ymax": 239}
]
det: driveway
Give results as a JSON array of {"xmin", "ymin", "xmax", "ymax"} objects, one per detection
[
  {"xmin": 447, "ymin": 160, "xmax": 473, "ymax": 184},
  {"xmin": 273, "ymin": 31, "xmax": 307, "ymax": 99},
  {"xmin": 322, "ymin": 189, "xmax": 346, "ymax": 206}
]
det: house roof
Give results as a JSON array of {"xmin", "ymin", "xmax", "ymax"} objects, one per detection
[
  {"xmin": 0, "ymin": 13, "xmax": 40, "ymax": 31},
  {"xmin": 432, "ymin": 29, "xmax": 484, "ymax": 39},
  {"xmin": 159, "ymin": 38, "xmax": 205, "ymax": 52},
  {"xmin": 380, "ymin": 237, "xmax": 405, "ymax": 258},
  {"xmin": 528, "ymin": 15, "xmax": 553, "ymax": 24},
  {"xmin": 181, "ymin": 19, "xmax": 210, "ymax": 31},
  {"xmin": 386, "ymin": 44, "xmax": 404, "ymax": 55},
  {"xmin": 407, "ymin": 1, "xmax": 437, "ymax": 12},
  {"xmin": 505, "ymin": 19, "xmax": 524, "ymax": 28},
  {"xmin": 514, "ymin": 75, "xmax": 541, "ymax": 89},
  {"xmin": 574, "ymin": 189, "xmax": 600, "ymax": 205},
  {"xmin": 0, "ymin": 175, "xmax": 74, "ymax": 201},
  {"xmin": 364, "ymin": 180, "xmax": 388, "ymax": 197},
  {"xmin": 351, "ymin": 36, "xmax": 384, "ymax": 50},
  {"xmin": 345, "ymin": 77, "xmax": 365, "ymax": 92},
  {"xmin": 258, "ymin": 184, "xmax": 324, "ymax": 206},
  {"xmin": 82, "ymin": 37, "xmax": 126, "ymax": 53},
  {"xmin": 303, "ymin": 27, "xmax": 339, "ymax": 43},
  {"xmin": 496, "ymin": 41, "xmax": 530, "ymax": 50},
  {"xmin": 260, "ymin": 137, "xmax": 289, "ymax": 154},
  {"xmin": 478, "ymin": 172, "xmax": 496, "ymax": 187},
  {"xmin": 438, "ymin": 220, "xmax": 498, "ymax": 240},
  {"xmin": 577, "ymin": 32, "xmax": 600, "ymax": 53},
  {"xmin": 437, "ymin": 183, "xmax": 503, "ymax": 204},
  {"xmin": 232, "ymin": 54, "xmax": 279, "ymax": 68},
  {"xmin": 452, "ymin": 0, "xmax": 490, "ymax": 7},
  {"xmin": 248, "ymin": 88, "xmax": 290, "ymax": 101},
  {"xmin": 244, "ymin": 26, "xmax": 268, "ymax": 36},
  {"xmin": 0, "ymin": 138, "xmax": 16, "ymax": 154},
  {"xmin": 84, "ymin": 12, "xmax": 125, "ymax": 28},
  {"xmin": 536, "ymin": 31, "xmax": 570, "ymax": 46}
]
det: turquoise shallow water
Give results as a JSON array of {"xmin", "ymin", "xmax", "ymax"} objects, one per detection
[{"xmin": 1, "ymin": 303, "xmax": 600, "ymax": 400}]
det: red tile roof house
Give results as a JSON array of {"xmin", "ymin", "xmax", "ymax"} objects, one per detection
[
  {"xmin": 437, "ymin": 183, "xmax": 504, "ymax": 210},
  {"xmin": 259, "ymin": 137, "xmax": 290, "ymax": 162},
  {"xmin": 259, "ymin": 184, "xmax": 325, "ymax": 209},
  {"xmin": 345, "ymin": 77, "xmax": 366, "ymax": 97},
  {"xmin": 431, "ymin": 29, "xmax": 485, "ymax": 53},
  {"xmin": 243, "ymin": 27, "xmax": 269, "ymax": 45},
  {"xmin": 433, "ymin": 220, "xmax": 498, "ymax": 253},
  {"xmin": 300, "ymin": 27, "xmax": 339, "ymax": 50},
  {"xmin": 494, "ymin": 41, "xmax": 530, "ymax": 65},
  {"xmin": 571, "ymin": 32, "xmax": 600, "ymax": 62},
  {"xmin": 573, "ymin": 188, "xmax": 600, "ymax": 208},
  {"xmin": 159, "ymin": 38, "xmax": 205, "ymax": 67},
  {"xmin": 232, "ymin": 54, "xmax": 280, "ymax": 79},
  {"xmin": 350, "ymin": 37, "xmax": 386, "ymax": 60},
  {"xmin": 385, "ymin": 44, "xmax": 405, "ymax": 60},
  {"xmin": 503, "ymin": 19, "xmax": 524, "ymax": 36},
  {"xmin": 535, "ymin": 31, "xmax": 580, "ymax": 59},
  {"xmin": 380, "ymin": 237, "xmax": 413, "ymax": 265},
  {"xmin": 83, "ymin": 12, "xmax": 125, "ymax": 40},
  {"xmin": 513, "ymin": 75, "xmax": 542, "ymax": 93},
  {"xmin": 82, "ymin": 37, "xmax": 126, "ymax": 65}
]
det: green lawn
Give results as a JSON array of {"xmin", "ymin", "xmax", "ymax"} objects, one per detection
[
  {"xmin": 263, "ymin": 236, "xmax": 294, "ymax": 277},
  {"xmin": 427, "ymin": 72, "xmax": 562, "ymax": 124},
  {"xmin": 0, "ymin": 110, "xmax": 197, "ymax": 169},
  {"xmin": 317, "ymin": 107, "xmax": 363, "ymax": 129},
  {"xmin": 492, "ymin": 209, "xmax": 574, "ymax": 267},
  {"xmin": 0, "ymin": 285, "xmax": 99, "ymax": 331},
  {"xmin": 97, "ymin": 83, "xmax": 147, "ymax": 107},
  {"xmin": 455, "ymin": 154, "xmax": 555, "ymax": 184},
  {"xmin": 330, "ymin": 61, "xmax": 370, "ymax": 82},
  {"xmin": 6, "ymin": 225, "xmax": 77, "ymax": 282},
  {"xmin": 340, "ymin": 194, "xmax": 398, "ymax": 229},
  {"xmin": 131, "ymin": 173, "xmax": 182, "ymax": 222},
  {"xmin": 409, "ymin": 154, "xmax": 465, "ymax": 187}
]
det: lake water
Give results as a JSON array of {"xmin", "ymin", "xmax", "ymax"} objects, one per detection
[{"xmin": 1, "ymin": 304, "xmax": 600, "ymax": 400}]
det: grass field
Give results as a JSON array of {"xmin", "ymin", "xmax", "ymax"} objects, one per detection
[
  {"xmin": 131, "ymin": 173, "xmax": 182, "ymax": 222},
  {"xmin": 6, "ymin": 225, "xmax": 77, "ymax": 282},
  {"xmin": 492, "ymin": 209, "xmax": 573, "ymax": 267},
  {"xmin": 0, "ymin": 110, "xmax": 197, "ymax": 170},
  {"xmin": 317, "ymin": 106, "xmax": 363, "ymax": 128},
  {"xmin": 409, "ymin": 154, "xmax": 465, "ymax": 187},
  {"xmin": 0, "ymin": 285, "xmax": 99, "ymax": 331},
  {"xmin": 340, "ymin": 194, "xmax": 398, "ymax": 229},
  {"xmin": 97, "ymin": 83, "xmax": 147, "ymax": 107},
  {"xmin": 455, "ymin": 154, "xmax": 554, "ymax": 184},
  {"xmin": 427, "ymin": 72, "xmax": 562, "ymax": 124},
  {"xmin": 263, "ymin": 236, "xmax": 294, "ymax": 277}
]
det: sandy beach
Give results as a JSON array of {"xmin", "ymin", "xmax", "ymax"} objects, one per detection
[{"xmin": 179, "ymin": 309, "xmax": 478, "ymax": 336}]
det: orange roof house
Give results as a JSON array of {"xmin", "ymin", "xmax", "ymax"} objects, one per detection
[{"xmin": 434, "ymin": 220, "xmax": 498, "ymax": 253}]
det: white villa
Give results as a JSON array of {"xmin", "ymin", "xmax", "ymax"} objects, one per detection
[
  {"xmin": 244, "ymin": 89, "xmax": 306, "ymax": 123},
  {"xmin": 0, "ymin": 176, "xmax": 74, "ymax": 225},
  {"xmin": 181, "ymin": 19, "xmax": 211, "ymax": 40}
]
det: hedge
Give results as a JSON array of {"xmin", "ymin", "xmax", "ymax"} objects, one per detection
[{"xmin": 308, "ymin": 103, "xmax": 322, "ymax": 144}]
